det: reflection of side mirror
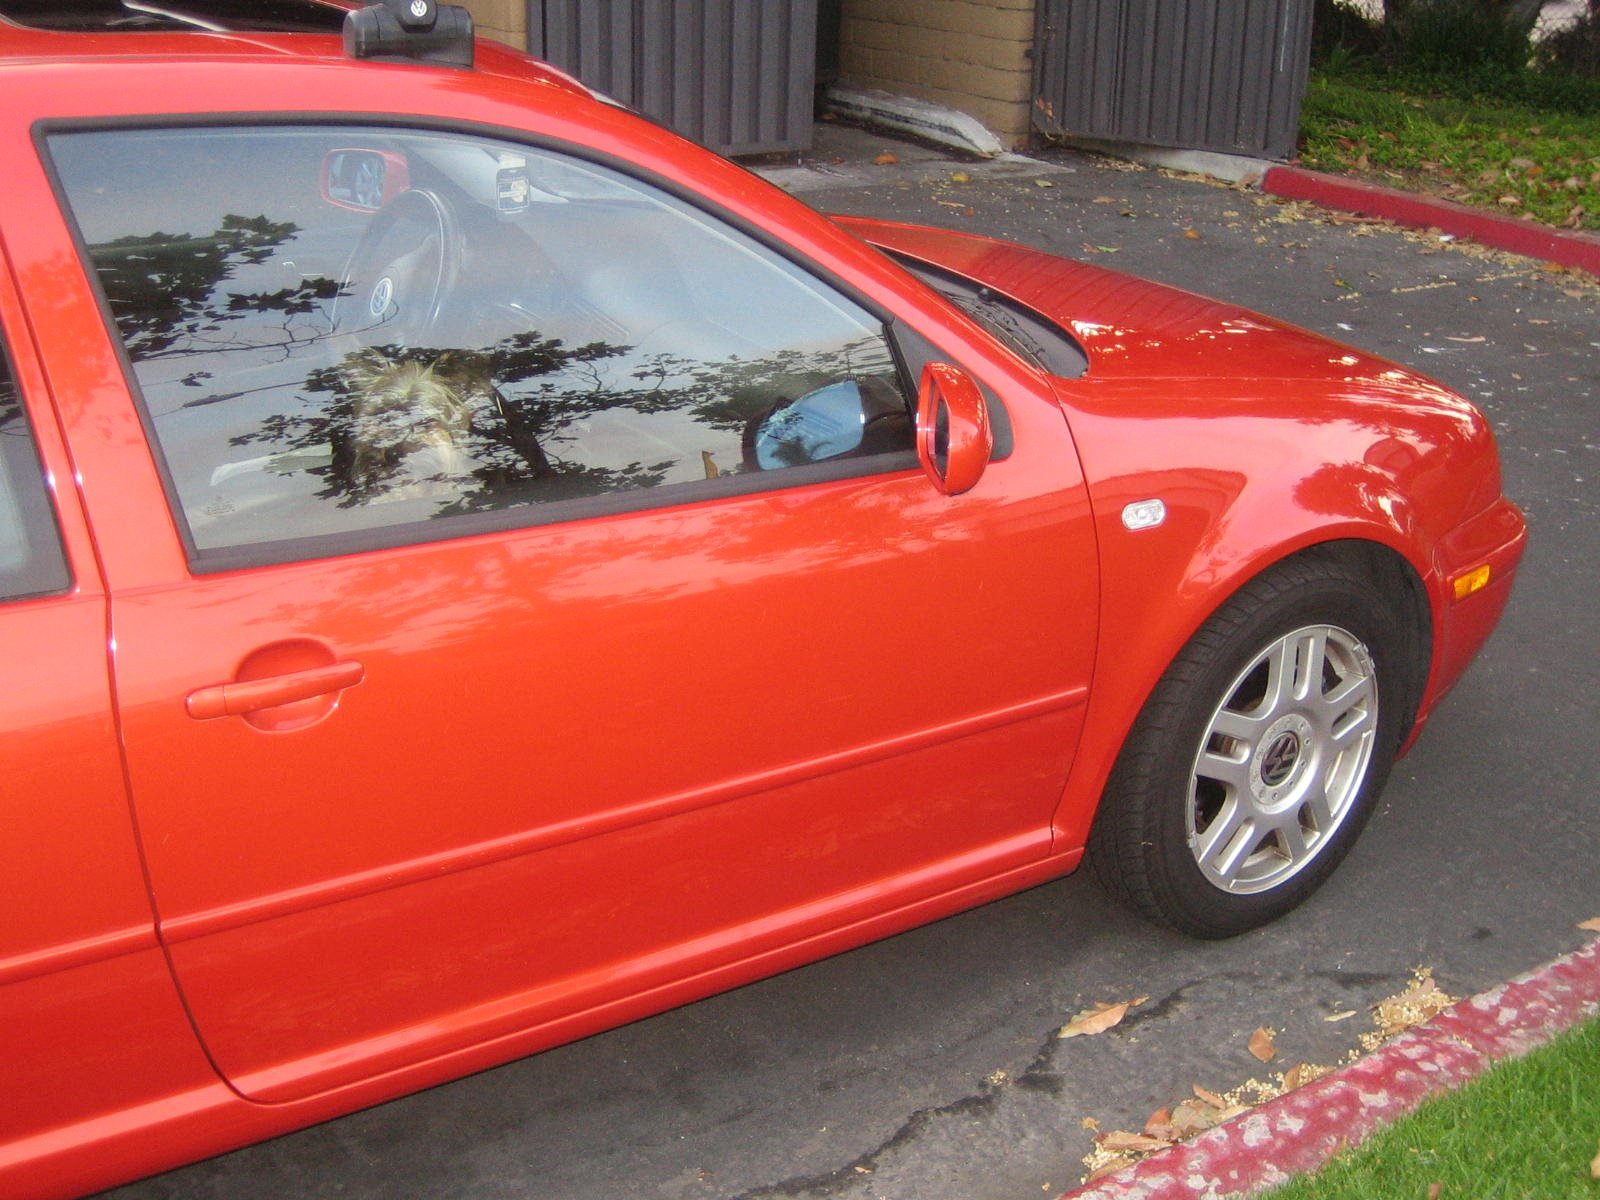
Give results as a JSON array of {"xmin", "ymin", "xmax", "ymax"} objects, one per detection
[
  {"xmin": 748, "ymin": 380, "xmax": 869, "ymax": 470},
  {"xmin": 321, "ymin": 149, "xmax": 411, "ymax": 213},
  {"xmin": 917, "ymin": 361, "xmax": 992, "ymax": 495}
]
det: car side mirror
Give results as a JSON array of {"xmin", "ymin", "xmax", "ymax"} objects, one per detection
[
  {"xmin": 917, "ymin": 361, "xmax": 992, "ymax": 495},
  {"xmin": 321, "ymin": 149, "xmax": 411, "ymax": 213}
]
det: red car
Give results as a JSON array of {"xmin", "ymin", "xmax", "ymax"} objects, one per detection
[{"xmin": 0, "ymin": 3, "xmax": 1524, "ymax": 1197}]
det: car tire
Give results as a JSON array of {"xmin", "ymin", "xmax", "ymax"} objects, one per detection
[{"xmin": 1089, "ymin": 553, "xmax": 1414, "ymax": 939}]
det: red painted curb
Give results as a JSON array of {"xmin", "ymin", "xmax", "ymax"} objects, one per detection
[
  {"xmin": 1262, "ymin": 164, "xmax": 1600, "ymax": 277},
  {"xmin": 1059, "ymin": 937, "xmax": 1600, "ymax": 1200}
]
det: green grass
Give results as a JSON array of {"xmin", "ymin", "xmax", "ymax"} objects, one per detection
[
  {"xmin": 1263, "ymin": 1017, "xmax": 1600, "ymax": 1200},
  {"xmin": 1298, "ymin": 69, "xmax": 1600, "ymax": 231}
]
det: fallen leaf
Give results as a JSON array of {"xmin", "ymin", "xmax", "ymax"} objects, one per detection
[
  {"xmin": 1193, "ymin": 1083, "xmax": 1228, "ymax": 1109},
  {"xmin": 1092, "ymin": 195, "xmax": 1118, "ymax": 203},
  {"xmin": 1094, "ymin": 1130, "xmax": 1170, "ymax": 1153},
  {"xmin": 1034, "ymin": 179, "xmax": 1056, "ymax": 188},
  {"xmin": 874, "ymin": 152, "xmax": 898, "ymax": 165},
  {"xmin": 1059, "ymin": 996, "xmax": 1147, "ymax": 1038},
  {"xmin": 1578, "ymin": 917, "xmax": 1600, "ymax": 933},
  {"xmin": 1183, "ymin": 228, "xmax": 1201, "ymax": 239},
  {"xmin": 950, "ymin": 171, "xmax": 971, "ymax": 183},
  {"xmin": 1370, "ymin": 968, "xmax": 1456, "ymax": 1040},
  {"xmin": 1324, "ymin": 1010, "xmax": 1358, "ymax": 1023},
  {"xmin": 1428, "ymin": 1184, "xmax": 1443, "ymax": 1200},
  {"xmin": 1142, "ymin": 1107, "xmax": 1172, "ymax": 1138},
  {"xmin": 1169, "ymin": 1101, "xmax": 1218, "ymax": 1138},
  {"xmin": 1084, "ymin": 1152, "xmax": 1139, "ymax": 1183},
  {"xmin": 1080, "ymin": 1116, "xmax": 1100, "ymax": 1132},
  {"xmin": 1282, "ymin": 1062, "xmax": 1330, "ymax": 1091},
  {"xmin": 1248, "ymin": 1027, "xmax": 1277, "ymax": 1062}
]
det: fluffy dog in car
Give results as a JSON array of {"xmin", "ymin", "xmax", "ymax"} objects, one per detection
[{"xmin": 342, "ymin": 349, "xmax": 478, "ymax": 501}]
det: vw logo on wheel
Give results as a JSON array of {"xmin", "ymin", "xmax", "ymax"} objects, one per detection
[{"xmin": 1259, "ymin": 731, "xmax": 1301, "ymax": 787}]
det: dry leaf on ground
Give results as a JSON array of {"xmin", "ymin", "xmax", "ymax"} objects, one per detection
[
  {"xmin": 1094, "ymin": 1130, "xmax": 1170, "ymax": 1154},
  {"xmin": 1577, "ymin": 916, "xmax": 1600, "ymax": 933},
  {"xmin": 873, "ymin": 152, "xmax": 898, "ymax": 165},
  {"xmin": 1282, "ymin": 1062, "xmax": 1331, "ymax": 1092},
  {"xmin": 1059, "ymin": 997, "xmax": 1147, "ymax": 1039},
  {"xmin": 1169, "ymin": 1100, "xmax": 1222, "ymax": 1138},
  {"xmin": 1083, "ymin": 1149, "xmax": 1141, "ymax": 1184},
  {"xmin": 1369, "ymin": 968, "xmax": 1457, "ymax": 1042},
  {"xmin": 1248, "ymin": 1026, "xmax": 1277, "ymax": 1062},
  {"xmin": 1193, "ymin": 1083, "xmax": 1228, "ymax": 1109}
]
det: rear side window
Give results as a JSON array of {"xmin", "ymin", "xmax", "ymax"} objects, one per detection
[
  {"xmin": 0, "ymin": 345, "xmax": 71, "ymax": 600},
  {"xmin": 48, "ymin": 124, "xmax": 915, "ymax": 569}
]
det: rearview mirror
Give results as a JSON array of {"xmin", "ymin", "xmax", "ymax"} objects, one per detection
[
  {"xmin": 321, "ymin": 149, "xmax": 411, "ymax": 213},
  {"xmin": 917, "ymin": 362, "xmax": 992, "ymax": 495}
]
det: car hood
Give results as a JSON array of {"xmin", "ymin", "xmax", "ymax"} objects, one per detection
[{"xmin": 837, "ymin": 216, "xmax": 1404, "ymax": 387}]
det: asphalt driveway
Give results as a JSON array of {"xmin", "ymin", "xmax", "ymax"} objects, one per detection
[{"xmin": 100, "ymin": 134, "xmax": 1600, "ymax": 1200}]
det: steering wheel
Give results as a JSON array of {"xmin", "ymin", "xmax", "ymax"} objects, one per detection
[{"xmin": 335, "ymin": 188, "xmax": 462, "ymax": 347}]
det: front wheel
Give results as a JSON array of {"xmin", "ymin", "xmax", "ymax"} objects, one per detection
[{"xmin": 1089, "ymin": 554, "xmax": 1417, "ymax": 938}]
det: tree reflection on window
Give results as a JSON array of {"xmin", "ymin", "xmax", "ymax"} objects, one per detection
[{"xmin": 58, "ymin": 126, "xmax": 914, "ymax": 557}]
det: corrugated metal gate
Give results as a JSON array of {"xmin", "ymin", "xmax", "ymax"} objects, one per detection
[
  {"xmin": 526, "ymin": 0, "xmax": 818, "ymax": 156},
  {"xmin": 1032, "ymin": 0, "xmax": 1313, "ymax": 160}
]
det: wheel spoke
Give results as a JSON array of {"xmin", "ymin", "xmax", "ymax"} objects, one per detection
[
  {"xmin": 1328, "ymin": 701, "xmax": 1376, "ymax": 750},
  {"xmin": 1289, "ymin": 628, "xmax": 1329, "ymax": 705},
  {"xmin": 1275, "ymin": 811, "xmax": 1313, "ymax": 864},
  {"xmin": 1258, "ymin": 636, "xmax": 1301, "ymax": 713},
  {"xmin": 1195, "ymin": 800, "xmax": 1256, "ymax": 881},
  {"xmin": 1195, "ymin": 745, "xmax": 1254, "ymax": 792},
  {"xmin": 1319, "ymin": 668, "xmax": 1372, "ymax": 715},
  {"xmin": 1208, "ymin": 706, "xmax": 1269, "ymax": 744},
  {"xmin": 1298, "ymin": 783, "xmax": 1337, "ymax": 839}
]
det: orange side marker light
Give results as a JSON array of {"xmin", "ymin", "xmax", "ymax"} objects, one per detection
[{"xmin": 1452, "ymin": 564, "xmax": 1492, "ymax": 601}]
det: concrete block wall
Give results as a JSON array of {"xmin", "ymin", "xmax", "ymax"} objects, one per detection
[{"xmin": 838, "ymin": 0, "xmax": 1037, "ymax": 147}]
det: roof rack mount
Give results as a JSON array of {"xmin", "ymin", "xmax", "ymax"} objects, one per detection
[{"xmin": 343, "ymin": 0, "xmax": 473, "ymax": 68}]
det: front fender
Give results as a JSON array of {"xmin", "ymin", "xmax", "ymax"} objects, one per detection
[{"xmin": 1046, "ymin": 370, "xmax": 1517, "ymax": 851}]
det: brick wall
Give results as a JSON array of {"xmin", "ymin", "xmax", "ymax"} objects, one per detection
[
  {"xmin": 460, "ymin": 0, "xmax": 526, "ymax": 48},
  {"xmin": 839, "ymin": 0, "xmax": 1037, "ymax": 146}
]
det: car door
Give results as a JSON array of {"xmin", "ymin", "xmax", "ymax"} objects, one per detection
[
  {"xmin": 34, "ymin": 119, "xmax": 1099, "ymax": 1102},
  {"xmin": 0, "ymin": 280, "xmax": 227, "ymax": 1160}
]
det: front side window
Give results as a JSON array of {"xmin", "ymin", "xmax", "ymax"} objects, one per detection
[
  {"xmin": 0, "ymin": 342, "xmax": 70, "ymax": 601},
  {"xmin": 48, "ymin": 125, "xmax": 913, "ymax": 566}
]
